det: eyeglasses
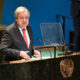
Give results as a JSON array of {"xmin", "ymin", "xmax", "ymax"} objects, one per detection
[{"xmin": 18, "ymin": 16, "xmax": 29, "ymax": 20}]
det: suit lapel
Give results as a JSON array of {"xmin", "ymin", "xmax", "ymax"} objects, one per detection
[
  {"xmin": 26, "ymin": 27, "xmax": 31, "ymax": 49},
  {"xmin": 15, "ymin": 25, "xmax": 28, "ymax": 49},
  {"xmin": 15, "ymin": 25, "xmax": 23, "ymax": 41}
]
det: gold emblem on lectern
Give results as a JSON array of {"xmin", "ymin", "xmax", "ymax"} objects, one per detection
[{"xmin": 60, "ymin": 59, "xmax": 74, "ymax": 78}]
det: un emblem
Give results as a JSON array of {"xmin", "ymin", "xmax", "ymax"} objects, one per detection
[{"xmin": 60, "ymin": 59, "xmax": 74, "ymax": 78}]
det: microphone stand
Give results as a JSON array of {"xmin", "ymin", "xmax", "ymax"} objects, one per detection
[
  {"xmin": 36, "ymin": 37, "xmax": 43, "ymax": 59},
  {"xmin": 54, "ymin": 46, "xmax": 57, "ymax": 58},
  {"xmin": 38, "ymin": 37, "xmax": 53, "ymax": 58},
  {"xmin": 44, "ymin": 38, "xmax": 58, "ymax": 58},
  {"xmin": 52, "ymin": 43, "xmax": 60, "ymax": 58}
]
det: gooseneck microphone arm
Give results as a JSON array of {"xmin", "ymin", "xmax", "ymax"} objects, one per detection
[
  {"xmin": 36, "ymin": 37, "xmax": 43, "ymax": 59},
  {"xmin": 37, "ymin": 37, "xmax": 52, "ymax": 58},
  {"xmin": 43, "ymin": 37, "xmax": 57, "ymax": 58}
]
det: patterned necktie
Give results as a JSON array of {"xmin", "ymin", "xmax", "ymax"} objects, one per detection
[{"xmin": 22, "ymin": 29, "xmax": 29, "ymax": 48}]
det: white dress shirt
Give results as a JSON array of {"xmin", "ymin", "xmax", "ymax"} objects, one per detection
[{"xmin": 18, "ymin": 26, "xmax": 30, "ymax": 48}]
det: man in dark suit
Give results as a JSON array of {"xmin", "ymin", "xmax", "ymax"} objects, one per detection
[
  {"xmin": 71, "ymin": 0, "xmax": 80, "ymax": 51},
  {"xmin": 0, "ymin": 6, "xmax": 40, "ymax": 61}
]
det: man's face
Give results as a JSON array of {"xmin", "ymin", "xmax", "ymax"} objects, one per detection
[{"xmin": 16, "ymin": 11, "xmax": 29, "ymax": 28}]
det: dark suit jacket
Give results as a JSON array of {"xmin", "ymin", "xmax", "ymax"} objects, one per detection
[
  {"xmin": 71, "ymin": 0, "xmax": 80, "ymax": 27},
  {"xmin": 0, "ymin": 23, "xmax": 34, "ymax": 61},
  {"xmin": 71, "ymin": 0, "xmax": 80, "ymax": 16},
  {"xmin": 71, "ymin": 0, "xmax": 80, "ymax": 51}
]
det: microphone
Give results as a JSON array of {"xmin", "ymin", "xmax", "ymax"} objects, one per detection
[
  {"xmin": 43, "ymin": 37, "xmax": 54, "ymax": 58},
  {"xmin": 37, "ymin": 37, "xmax": 45, "ymax": 59},
  {"xmin": 37, "ymin": 37, "xmax": 44, "ymax": 44},
  {"xmin": 37, "ymin": 37, "xmax": 52, "ymax": 58},
  {"xmin": 43, "ymin": 37, "xmax": 60, "ymax": 58}
]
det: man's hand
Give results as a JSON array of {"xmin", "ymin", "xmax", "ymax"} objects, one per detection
[
  {"xmin": 20, "ymin": 51, "xmax": 30, "ymax": 59},
  {"xmin": 33, "ymin": 50, "xmax": 40, "ymax": 57}
]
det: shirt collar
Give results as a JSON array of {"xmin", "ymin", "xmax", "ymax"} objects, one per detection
[{"xmin": 18, "ymin": 26, "xmax": 27, "ymax": 31}]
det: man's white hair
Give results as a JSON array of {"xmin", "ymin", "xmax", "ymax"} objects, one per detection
[{"xmin": 14, "ymin": 6, "xmax": 30, "ymax": 19}]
